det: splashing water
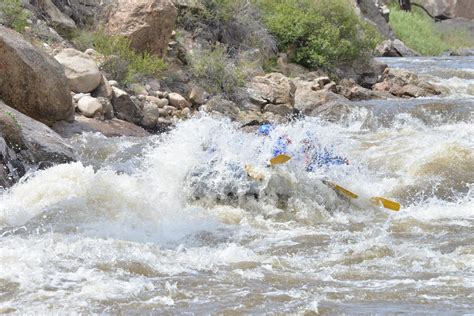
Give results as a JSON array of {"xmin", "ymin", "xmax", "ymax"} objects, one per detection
[{"xmin": 0, "ymin": 58, "xmax": 473, "ymax": 314}]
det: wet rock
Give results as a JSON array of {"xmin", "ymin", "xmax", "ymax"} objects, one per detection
[
  {"xmin": 53, "ymin": 115, "xmax": 149, "ymax": 138},
  {"xmin": 373, "ymin": 68, "xmax": 442, "ymax": 98},
  {"xmin": 203, "ymin": 96, "xmax": 240, "ymax": 121},
  {"xmin": 294, "ymin": 78, "xmax": 349, "ymax": 115},
  {"xmin": 335, "ymin": 58, "xmax": 387, "ymax": 88},
  {"xmin": 337, "ymin": 79, "xmax": 391, "ymax": 100},
  {"xmin": 55, "ymin": 48, "xmax": 102, "ymax": 93},
  {"xmin": 0, "ymin": 100, "xmax": 75, "ymax": 188},
  {"xmin": 77, "ymin": 96, "xmax": 104, "ymax": 118},
  {"xmin": 168, "ymin": 92, "xmax": 191, "ymax": 109},
  {"xmin": 247, "ymin": 73, "xmax": 296, "ymax": 108},
  {"xmin": 111, "ymin": 87, "xmax": 143, "ymax": 124},
  {"xmin": 0, "ymin": 26, "xmax": 74, "ymax": 126},
  {"xmin": 105, "ymin": 0, "xmax": 178, "ymax": 56},
  {"xmin": 188, "ymin": 85, "xmax": 208, "ymax": 105}
]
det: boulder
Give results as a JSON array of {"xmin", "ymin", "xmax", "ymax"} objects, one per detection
[
  {"xmin": 294, "ymin": 78, "xmax": 349, "ymax": 115},
  {"xmin": 111, "ymin": 87, "xmax": 143, "ymax": 124},
  {"xmin": 376, "ymin": 39, "xmax": 420, "ymax": 57},
  {"xmin": 53, "ymin": 115, "xmax": 149, "ymax": 138},
  {"xmin": 455, "ymin": 0, "xmax": 474, "ymax": 20},
  {"xmin": 0, "ymin": 26, "xmax": 74, "ymax": 126},
  {"xmin": 203, "ymin": 96, "xmax": 240, "ymax": 121},
  {"xmin": 168, "ymin": 92, "xmax": 191, "ymax": 109},
  {"xmin": 416, "ymin": 0, "xmax": 456, "ymax": 19},
  {"xmin": 77, "ymin": 96, "xmax": 104, "ymax": 118},
  {"xmin": 92, "ymin": 75, "xmax": 113, "ymax": 99},
  {"xmin": 337, "ymin": 79, "xmax": 392, "ymax": 100},
  {"xmin": 55, "ymin": 48, "xmax": 102, "ymax": 93},
  {"xmin": 247, "ymin": 73, "xmax": 296, "ymax": 109},
  {"xmin": 335, "ymin": 58, "xmax": 387, "ymax": 88},
  {"xmin": 141, "ymin": 103, "xmax": 160, "ymax": 129},
  {"xmin": 105, "ymin": 0, "xmax": 178, "ymax": 56},
  {"xmin": 41, "ymin": 0, "xmax": 77, "ymax": 31},
  {"xmin": 0, "ymin": 100, "xmax": 75, "ymax": 188},
  {"xmin": 373, "ymin": 68, "xmax": 442, "ymax": 98}
]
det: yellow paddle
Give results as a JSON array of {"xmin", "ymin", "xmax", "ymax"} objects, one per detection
[
  {"xmin": 269, "ymin": 154, "xmax": 292, "ymax": 166},
  {"xmin": 370, "ymin": 197, "xmax": 401, "ymax": 212},
  {"xmin": 322, "ymin": 180, "xmax": 359, "ymax": 199}
]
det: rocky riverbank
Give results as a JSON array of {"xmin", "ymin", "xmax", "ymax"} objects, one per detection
[{"xmin": 0, "ymin": 0, "xmax": 446, "ymax": 189}]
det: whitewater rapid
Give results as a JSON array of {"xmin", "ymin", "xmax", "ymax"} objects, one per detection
[{"xmin": 0, "ymin": 57, "xmax": 473, "ymax": 314}]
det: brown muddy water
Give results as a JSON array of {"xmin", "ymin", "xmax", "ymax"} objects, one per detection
[{"xmin": 0, "ymin": 57, "xmax": 473, "ymax": 314}]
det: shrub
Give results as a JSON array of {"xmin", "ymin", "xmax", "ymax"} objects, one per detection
[
  {"xmin": 178, "ymin": 0, "xmax": 276, "ymax": 58},
  {"xmin": 189, "ymin": 45, "xmax": 250, "ymax": 100},
  {"xmin": 389, "ymin": 5, "xmax": 474, "ymax": 55},
  {"xmin": 0, "ymin": 0, "xmax": 29, "ymax": 33},
  {"xmin": 257, "ymin": 0, "xmax": 381, "ymax": 70},
  {"xmin": 92, "ymin": 32, "xmax": 166, "ymax": 84}
]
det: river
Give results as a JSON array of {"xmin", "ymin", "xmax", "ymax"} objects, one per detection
[{"xmin": 0, "ymin": 57, "xmax": 473, "ymax": 314}]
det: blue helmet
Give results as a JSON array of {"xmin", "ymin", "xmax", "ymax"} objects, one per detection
[{"xmin": 258, "ymin": 124, "xmax": 273, "ymax": 136}]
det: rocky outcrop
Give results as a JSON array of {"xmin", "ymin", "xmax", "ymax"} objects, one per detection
[
  {"xmin": 335, "ymin": 58, "xmax": 387, "ymax": 89},
  {"xmin": 376, "ymin": 39, "xmax": 420, "ymax": 57},
  {"xmin": 247, "ymin": 73, "xmax": 296, "ymax": 115},
  {"xmin": 0, "ymin": 26, "xmax": 74, "ymax": 126},
  {"xmin": 373, "ymin": 68, "xmax": 442, "ymax": 98},
  {"xmin": 455, "ymin": 0, "xmax": 474, "ymax": 20},
  {"xmin": 105, "ymin": 0, "xmax": 178, "ymax": 56},
  {"xmin": 55, "ymin": 48, "xmax": 102, "ymax": 93},
  {"xmin": 0, "ymin": 100, "xmax": 75, "ymax": 188},
  {"xmin": 41, "ymin": 0, "xmax": 77, "ymax": 31},
  {"xmin": 416, "ymin": 0, "xmax": 457, "ymax": 19}
]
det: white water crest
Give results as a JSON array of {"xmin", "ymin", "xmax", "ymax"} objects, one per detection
[{"xmin": 0, "ymin": 57, "xmax": 473, "ymax": 314}]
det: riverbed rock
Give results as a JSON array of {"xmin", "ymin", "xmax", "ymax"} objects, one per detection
[
  {"xmin": 0, "ymin": 26, "xmax": 74, "ymax": 126},
  {"xmin": 77, "ymin": 96, "xmax": 104, "ymax": 118},
  {"xmin": 376, "ymin": 39, "xmax": 420, "ymax": 57},
  {"xmin": 111, "ymin": 87, "xmax": 143, "ymax": 124},
  {"xmin": 336, "ymin": 58, "xmax": 387, "ymax": 88},
  {"xmin": 373, "ymin": 68, "xmax": 442, "ymax": 98},
  {"xmin": 0, "ymin": 100, "xmax": 75, "ymax": 188},
  {"xmin": 337, "ymin": 79, "xmax": 392, "ymax": 100},
  {"xmin": 168, "ymin": 92, "xmax": 191, "ymax": 109},
  {"xmin": 247, "ymin": 73, "xmax": 296, "ymax": 110},
  {"xmin": 294, "ymin": 78, "xmax": 349, "ymax": 115},
  {"xmin": 55, "ymin": 48, "xmax": 102, "ymax": 93},
  {"xmin": 202, "ymin": 96, "xmax": 240, "ymax": 121},
  {"xmin": 53, "ymin": 115, "xmax": 149, "ymax": 138},
  {"xmin": 141, "ymin": 103, "xmax": 160, "ymax": 129},
  {"xmin": 92, "ymin": 75, "xmax": 113, "ymax": 99},
  {"xmin": 105, "ymin": 0, "xmax": 178, "ymax": 56}
]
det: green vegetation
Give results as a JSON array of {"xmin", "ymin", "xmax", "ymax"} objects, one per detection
[
  {"xmin": 177, "ymin": 0, "xmax": 276, "ymax": 58},
  {"xmin": 389, "ymin": 5, "xmax": 474, "ymax": 55},
  {"xmin": 0, "ymin": 0, "xmax": 29, "ymax": 33},
  {"xmin": 257, "ymin": 0, "xmax": 381, "ymax": 70},
  {"xmin": 91, "ymin": 32, "xmax": 166, "ymax": 84},
  {"xmin": 2, "ymin": 111, "xmax": 21, "ymax": 129},
  {"xmin": 189, "ymin": 45, "xmax": 251, "ymax": 100}
]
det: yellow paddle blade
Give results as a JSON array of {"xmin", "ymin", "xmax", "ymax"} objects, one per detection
[
  {"xmin": 269, "ymin": 154, "xmax": 292, "ymax": 166},
  {"xmin": 322, "ymin": 180, "xmax": 359, "ymax": 199},
  {"xmin": 370, "ymin": 197, "xmax": 401, "ymax": 212}
]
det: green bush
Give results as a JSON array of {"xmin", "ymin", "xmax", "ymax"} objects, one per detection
[
  {"xmin": 389, "ymin": 5, "xmax": 474, "ymax": 55},
  {"xmin": 257, "ymin": 0, "xmax": 381, "ymax": 70},
  {"xmin": 189, "ymin": 45, "xmax": 250, "ymax": 100},
  {"xmin": 0, "ymin": 0, "xmax": 29, "ymax": 33},
  {"xmin": 92, "ymin": 32, "xmax": 166, "ymax": 84}
]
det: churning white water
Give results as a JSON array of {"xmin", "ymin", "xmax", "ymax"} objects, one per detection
[{"xmin": 0, "ymin": 58, "xmax": 473, "ymax": 314}]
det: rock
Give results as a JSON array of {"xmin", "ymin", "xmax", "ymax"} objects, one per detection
[
  {"xmin": 416, "ymin": 0, "xmax": 456, "ymax": 19},
  {"xmin": 168, "ymin": 92, "xmax": 191, "ymax": 109},
  {"xmin": 294, "ymin": 78, "xmax": 349, "ymax": 115},
  {"xmin": 203, "ymin": 96, "xmax": 240, "ymax": 121},
  {"xmin": 41, "ymin": 0, "xmax": 77, "ymax": 32},
  {"xmin": 454, "ymin": 0, "xmax": 474, "ymax": 20},
  {"xmin": 399, "ymin": 84, "xmax": 430, "ymax": 98},
  {"xmin": 171, "ymin": 0, "xmax": 204, "ymax": 10},
  {"xmin": 0, "ymin": 26, "xmax": 74, "ymax": 126},
  {"xmin": 263, "ymin": 104, "xmax": 294, "ymax": 117},
  {"xmin": 141, "ymin": 103, "xmax": 160, "ymax": 129},
  {"xmin": 376, "ymin": 39, "xmax": 420, "ymax": 57},
  {"xmin": 55, "ymin": 48, "xmax": 102, "ymax": 93},
  {"xmin": 77, "ymin": 96, "xmax": 104, "ymax": 118},
  {"xmin": 146, "ymin": 96, "xmax": 169, "ymax": 108},
  {"xmin": 188, "ymin": 85, "xmax": 208, "ymax": 105},
  {"xmin": 335, "ymin": 58, "xmax": 387, "ymax": 89},
  {"xmin": 0, "ymin": 100, "xmax": 75, "ymax": 188},
  {"xmin": 111, "ymin": 87, "xmax": 143, "ymax": 124},
  {"xmin": 373, "ymin": 68, "xmax": 442, "ymax": 98},
  {"xmin": 105, "ymin": 0, "xmax": 178, "ymax": 56},
  {"xmin": 92, "ymin": 75, "xmax": 113, "ymax": 99},
  {"xmin": 337, "ymin": 79, "xmax": 392, "ymax": 100},
  {"xmin": 53, "ymin": 115, "xmax": 149, "ymax": 138},
  {"xmin": 356, "ymin": 0, "xmax": 394, "ymax": 39},
  {"xmin": 109, "ymin": 80, "xmax": 119, "ymax": 87},
  {"xmin": 247, "ymin": 73, "xmax": 296, "ymax": 108}
]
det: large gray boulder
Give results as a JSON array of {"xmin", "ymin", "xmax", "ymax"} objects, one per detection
[
  {"xmin": 247, "ymin": 73, "xmax": 296, "ymax": 110},
  {"xmin": 0, "ymin": 26, "xmax": 74, "ymax": 126},
  {"xmin": 0, "ymin": 100, "xmax": 75, "ymax": 188},
  {"xmin": 111, "ymin": 87, "xmax": 143, "ymax": 124},
  {"xmin": 55, "ymin": 48, "xmax": 102, "ymax": 93}
]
